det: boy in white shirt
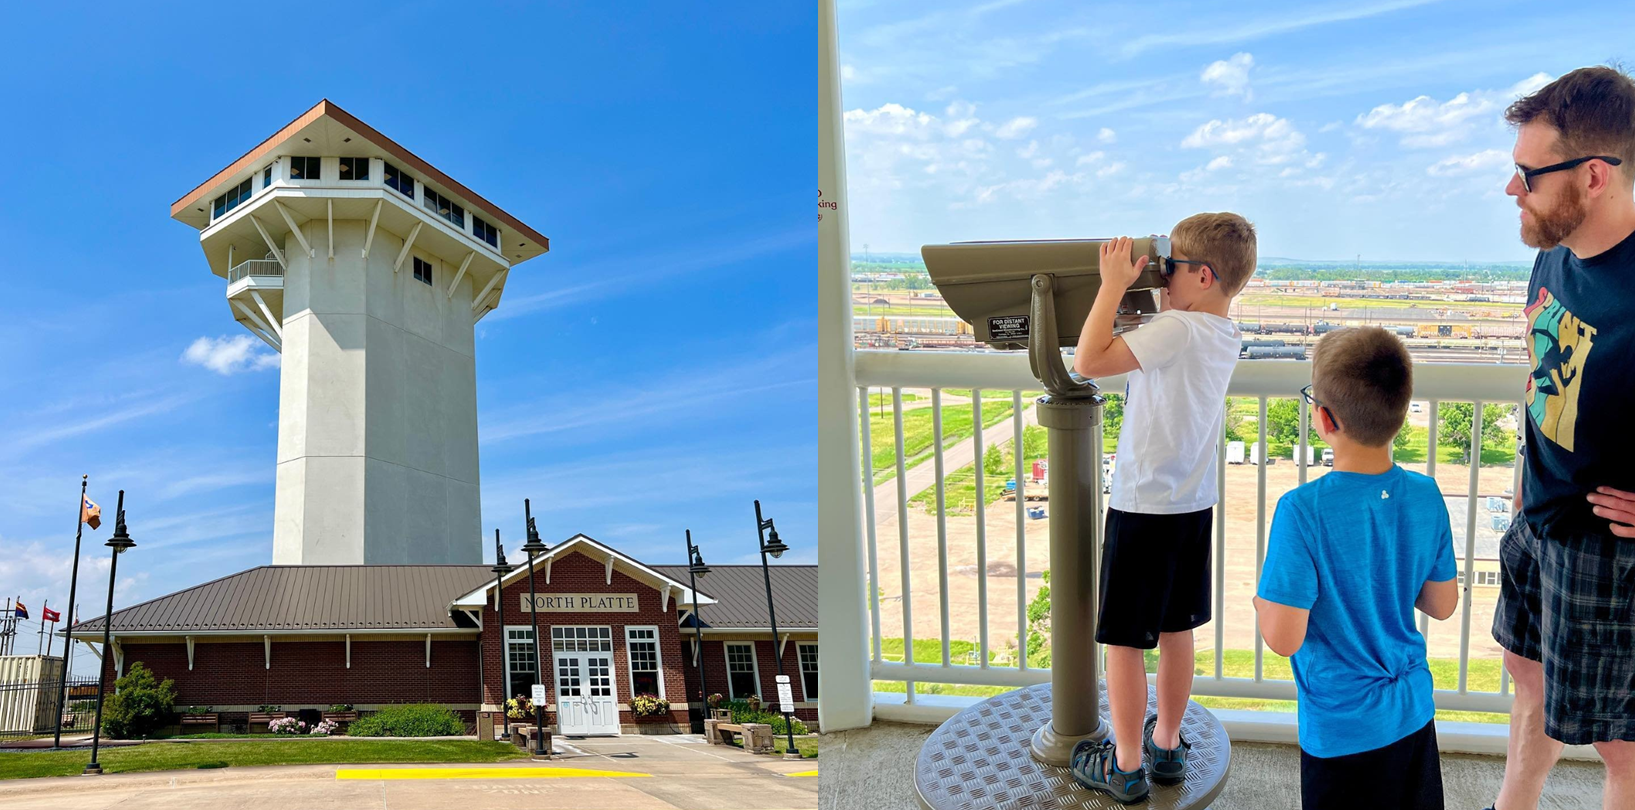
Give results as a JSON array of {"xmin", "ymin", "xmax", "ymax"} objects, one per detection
[{"xmin": 1067, "ymin": 214, "xmax": 1256, "ymax": 803}]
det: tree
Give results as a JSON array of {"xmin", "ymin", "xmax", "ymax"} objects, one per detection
[
  {"xmin": 1101, "ymin": 394, "xmax": 1125, "ymax": 438},
  {"xmin": 1266, "ymin": 399, "xmax": 1320, "ymax": 450},
  {"xmin": 1394, "ymin": 425, "xmax": 1412, "ymax": 454},
  {"xmin": 1025, "ymin": 570, "xmax": 1052, "ymax": 667},
  {"xmin": 102, "ymin": 662, "xmax": 177, "ymax": 739},
  {"xmin": 1438, "ymin": 402, "xmax": 1508, "ymax": 464},
  {"xmin": 984, "ymin": 443, "xmax": 1005, "ymax": 476}
]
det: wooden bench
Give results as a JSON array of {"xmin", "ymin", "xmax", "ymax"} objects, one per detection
[
  {"xmin": 180, "ymin": 713, "xmax": 219, "ymax": 732},
  {"xmin": 509, "ymin": 724, "xmax": 553, "ymax": 757},
  {"xmin": 705, "ymin": 720, "xmax": 774, "ymax": 754}
]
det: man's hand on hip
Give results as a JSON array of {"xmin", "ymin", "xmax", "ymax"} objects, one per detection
[{"xmin": 1587, "ymin": 486, "xmax": 1635, "ymax": 538}]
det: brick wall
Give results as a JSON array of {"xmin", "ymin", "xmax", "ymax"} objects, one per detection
[
  {"xmin": 678, "ymin": 637, "xmax": 820, "ymax": 725},
  {"xmin": 103, "ymin": 637, "xmax": 480, "ymax": 708},
  {"xmin": 478, "ymin": 551, "xmax": 690, "ymax": 726}
]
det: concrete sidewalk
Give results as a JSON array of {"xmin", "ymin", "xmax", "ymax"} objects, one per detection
[{"xmin": 0, "ymin": 734, "xmax": 818, "ymax": 809}]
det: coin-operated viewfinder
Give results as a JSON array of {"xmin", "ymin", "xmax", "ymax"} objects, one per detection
[{"xmin": 921, "ymin": 237, "xmax": 1171, "ymax": 396}]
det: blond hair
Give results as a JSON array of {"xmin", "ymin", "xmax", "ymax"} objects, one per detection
[{"xmin": 1171, "ymin": 212, "xmax": 1257, "ymax": 296}]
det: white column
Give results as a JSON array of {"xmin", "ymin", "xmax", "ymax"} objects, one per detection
[{"xmin": 817, "ymin": 0, "xmax": 872, "ymax": 732}]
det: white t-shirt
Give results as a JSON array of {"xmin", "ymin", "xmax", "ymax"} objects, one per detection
[{"xmin": 1108, "ymin": 309, "xmax": 1241, "ymax": 514}]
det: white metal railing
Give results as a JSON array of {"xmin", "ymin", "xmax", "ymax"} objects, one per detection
[
  {"xmin": 851, "ymin": 350, "xmax": 1527, "ymax": 717},
  {"xmin": 227, "ymin": 259, "xmax": 284, "ymax": 283}
]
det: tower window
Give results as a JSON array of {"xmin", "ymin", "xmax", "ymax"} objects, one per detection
[
  {"xmin": 211, "ymin": 178, "xmax": 253, "ymax": 220},
  {"xmin": 289, "ymin": 156, "xmax": 321, "ymax": 180},
  {"xmin": 263, "ymin": 165, "xmax": 272, "ymax": 188},
  {"xmin": 472, "ymin": 215, "xmax": 498, "ymax": 248},
  {"xmin": 412, "ymin": 256, "xmax": 433, "ymax": 286},
  {"xmin": 384, "ymin": 162, "xmax": 414, "ymax": 198},
  {"xmin": 423, "ymin": 189, "xmax": 465, "ymax": 229},
  {"xmin": 338, "ymin": 157, "xmax": 369, "ymax": 181}
]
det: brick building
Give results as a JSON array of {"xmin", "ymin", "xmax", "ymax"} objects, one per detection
[{"xmin": 68, "ymin": 535, "xmax": 818, "ymax": 736}]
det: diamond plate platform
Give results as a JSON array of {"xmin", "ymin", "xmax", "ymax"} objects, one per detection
[{"xmin": 914, "ymin": 683, "xmax": 1230, "ymax": 810}]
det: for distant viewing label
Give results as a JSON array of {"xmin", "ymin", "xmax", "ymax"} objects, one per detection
[{"xmin": 989, "ymin": 315, "xmax": 1029, "ymax": 341}]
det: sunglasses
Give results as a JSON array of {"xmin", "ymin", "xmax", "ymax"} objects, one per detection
[
  {"xmin": 1162, "ymin": 258, "xmax": 1220, "ymax": 287},
  {"xmin": 1514, "ymin": 155, "xmax": 1623, "ymax": 193},
  {"xmin": 1300, "ymin": 384, "xmax": 1340, "ymax": 430}
]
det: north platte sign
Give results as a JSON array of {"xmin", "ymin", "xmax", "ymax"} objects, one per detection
[{"xmin": 520, "ymin": 593, "xmax": 640, "ymax": 613}]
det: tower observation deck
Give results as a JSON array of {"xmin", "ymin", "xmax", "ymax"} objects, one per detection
[{"xmin": 170, "ymin": 100, "xmax": 549, "ymax": 565}]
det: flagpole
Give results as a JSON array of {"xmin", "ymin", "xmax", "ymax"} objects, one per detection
[
  {"xmin": 52, "ymin": 475, "xmax": 90, "ymax": 750},
  {"xmin": 37, "ymin": 599, "xmax": 47, "ymax": 656}
]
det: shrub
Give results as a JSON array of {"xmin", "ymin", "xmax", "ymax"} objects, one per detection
[
  {"xmin": 269, "ymin": 717, "xmax": 308, "ymax": 735},
  {"xmin": 718, "ymin": 700, "xmax": 809, "ymax": 735},
  {"xmin": 348, "ymin": 703, "xmax": 465, "ymax": 737},
  {"xmin": 311, "ymin": 719, "xmax": 340, "ymax": 736},
  {"xmin": 181, "ymin": 705, "xmax": 213, "ymax": 716},
  {"xmin": 328, "ymin": 703, "xmax": 353, "ymax": 713},
  {"xmin": 102, "ymin": 662, "xmax": 177, "ymax": 739},
  {"xmin": 505, "ymin": 696, "xmax": 534, "ymax": 720},
  {"xmin": 630, "ymin": 694, "xmax": 670, "ymax": 717},
  {"xmin": 706, "ymin": 693, "xmax": 724, "ymax": 709}
]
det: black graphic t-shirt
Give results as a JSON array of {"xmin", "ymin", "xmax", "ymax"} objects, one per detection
[{"xmin": 1522, "ymin": 226, "xmax": 1635, "ymax": 540}]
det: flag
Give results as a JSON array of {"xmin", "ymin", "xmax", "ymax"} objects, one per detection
[
  {"xmin": 82, "ymin": 494, "xmax": 101, "ymax": 530},
  {"xmin": 42, "ymin": 607, "xmax": 60, "ymax": 623},
  {"xmin": 14, "ymin": 602, "xmax": 27, "ymax": 620}
]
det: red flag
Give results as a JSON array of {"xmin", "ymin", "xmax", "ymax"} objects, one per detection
[
  {"xmin": 42, "ymin": 607, "xmax": 60, "ymax": 623},
  {"xmin": 82, "ymin": 495, "xmax": 102, "ymax": 530}
]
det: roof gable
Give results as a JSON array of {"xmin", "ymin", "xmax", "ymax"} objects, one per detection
[{"xmin": 448, "ymin": 534, "xmax": 716, "ymax": 610}]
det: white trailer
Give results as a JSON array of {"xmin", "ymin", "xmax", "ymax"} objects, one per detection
[{"xmin": 1226, "ymin": 441, "xmax": 1246, "ymax": 464}]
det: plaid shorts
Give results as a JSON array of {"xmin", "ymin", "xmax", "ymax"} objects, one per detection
[{"xmin": 1493, "ymin": 516, "xmax": 1635, "ymax": 745}]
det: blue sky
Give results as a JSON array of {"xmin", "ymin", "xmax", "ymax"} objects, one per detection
[
  {"xmin": 836, "ymin": 0, "xmax": 1635, "ymax": 261},
  {"xmin": 0, "ymin": 2, "xmax": 813, "ymax": 667}
]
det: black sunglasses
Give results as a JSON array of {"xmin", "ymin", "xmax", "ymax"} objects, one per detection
[
  {"xmin": 1300, "ymin": 384, "xmax": 1340, "ymax": 430},
  {"xmin": 1514, "ymin": 155, "xmax": 1623, "ymax": 193},
  {"xmin": 1163, "ymin": 258, "xmax": 1220, "ymax": 287}
]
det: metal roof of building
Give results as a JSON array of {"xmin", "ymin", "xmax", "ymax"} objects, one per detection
[
  {"xmin": 68, "ymin": 561, "xmax": 818, "ymax": 635},
  {"xmin": 652, "ymin": 565, "xmax": 818, "ymax": 630},
  {"xmin": 69, "ymin": 566, "xmax": 495, "ymax": 635}
]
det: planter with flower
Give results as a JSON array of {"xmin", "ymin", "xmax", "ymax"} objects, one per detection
[
  {"xmin": 322, "ymin": 703, "xmax": 358, "ymax": 723},
  {"xmin": 745, "ymin": 694, "xmax": 762, "ymax": 712},
  {"xmin": 630, "ymin": 693, "xmax": 670, "ymax": 721},
  {"xmin": 178, "ymin": 706, "xmax": 218, "ymax": 732},
  {"xmin": 249, "ymin": 704, "xmax": 286, "ymax": 731},
  {"xmin": 707, "ymin": 692, "xmax": 730, "ymax": 722}
]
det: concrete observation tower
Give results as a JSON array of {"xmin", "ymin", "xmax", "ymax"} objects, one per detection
[{"xmin": 170, "ymin": 100, "xmax": 549, "ymax": 565}]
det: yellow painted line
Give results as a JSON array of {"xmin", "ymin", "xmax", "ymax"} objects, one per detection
[
  {"xmin": 784, "ymin": 770, "xmax": 820, "ymax": 777},
  {"xmin": 336, "ymin": 766, "xmax": 651, "ymax": 780}
]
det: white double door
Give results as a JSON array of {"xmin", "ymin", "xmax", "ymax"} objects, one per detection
[{"xmin": 554, "ymin": 651, "xmax": 619, "ymax": 736}]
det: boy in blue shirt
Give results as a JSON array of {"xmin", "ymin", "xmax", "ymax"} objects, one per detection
[{"xmin": 1255, "ymin": 326, "xmax": 1460, "ymax": 810}]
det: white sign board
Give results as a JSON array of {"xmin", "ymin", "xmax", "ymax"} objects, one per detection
[
  {"xmin": 521, "ymin": 593, "xmax": 639, "ymax": 613},
  {"xmin": 531, "ymin": 683, "xmax": 547, "ymax": 704},
  {"xmin": 775, "ymin": 674, "xmax": 795, "ymax": 713}
]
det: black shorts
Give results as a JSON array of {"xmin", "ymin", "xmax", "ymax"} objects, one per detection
[
  {"xmin": 1492, "ymin": 516, "xmax": 1635, "ymax": 745},
  {"xmin": 1094, "ymin": 506, "xmax": 1212, "ymax": 649},
  {"xmin": 1301, "ymin": 718, "xmax": 1443, "ymax": 810}
]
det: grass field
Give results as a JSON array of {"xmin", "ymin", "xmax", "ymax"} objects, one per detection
[
  {"xmin": 0, "ymin": 739, "xmax": 526, "ymax": 781},
  {"xmin": 873, "ymin": 642, "xmax": 1509, "ymax": 725},
  {"xmin": 869, "ymin": 401, "xmax": 1017, "ymax": 485},
  {"xmin": 726, "ymin": 735, "xmax": 820, "ymax": 758}
]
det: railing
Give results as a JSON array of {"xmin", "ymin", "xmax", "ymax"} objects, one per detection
[
  {"xmin": 0, "ymin": 676, "xmax": 102, "ymax": 740},
  {"xmin": 850, "ymin": 350, "xmax": 1527, "ymax": 719},
  {"xmin": 227, "ymin": 259, "xmax": 284, "ymax": 284}
]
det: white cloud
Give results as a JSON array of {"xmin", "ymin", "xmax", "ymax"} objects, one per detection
[
  {"xmin": 181, "ymin": 335, "xmax": 281, "ymax": 375},
  {"xmin": 1075, "ymin": 150, "xmax": 1107, "ymax": 166},
  {"xmin": 1426, "ymin": 148, "xmax": 1512, "ymax": 176},
  {"xmin": 1098, "ymin": 127, "xmax": 1117, "ymax": 144},
  {"xmin": 1096, "ymin": 161, "xmax": 1126, "ymax": 178},
  {"xmin": 1182, "ymin": 112, "xmax": 1310, "ymax": 164},
  {"xmin": 1355, "ymin": 72, "xmax": 1554, "ymax": 149},
  {"xmin": 1201, "ymin": 52, "xmax": 1254, "ymax": 99},
  {"xmin": 1206, "ymin": 155, "xmax": 1234, "ymax": 171},
  {"xmin": 994, "ymin": 116, "xmax": 1038, "ymax": 139},
  {"xmin": 1017, "ymin": 140, "xmax": 1040, "ymax": 159}
]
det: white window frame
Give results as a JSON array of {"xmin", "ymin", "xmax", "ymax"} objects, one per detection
[
  {"xmin": 624, "ymin": 625, "xmax": 666, "ymax": 700},
  {"xmin": 504, "ymin": 625, "xmax": 539, "ymax": 701},
  {"xmin": 797, "ymin": 642, "xmax": 819, "ymax": 701},
  {"xmin": 724, "ymin": 641, "xmax": 762, "ymax": 700},
  {"xmin": 550, "ymin": 624, "xmax": 614, "ymax": 653}
]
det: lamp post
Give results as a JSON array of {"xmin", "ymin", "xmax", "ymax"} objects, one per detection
[
  {"xmin": 520, "ymin": 499, "xmax": 549, "ymax": 759},
  {"xmin": 684, "ymin": 530, "xmax": 711, "ymax": 729},
  {"xmin": 491, "ymin": 529, "xmax": 514, "ymax": 740},
  {"xmin": 752, "ymin": 500, "xmax": 801, "ymax": 761},
  {"xmin": 85, "ymin": 491, "xmax": 134, "ymax": 776}
]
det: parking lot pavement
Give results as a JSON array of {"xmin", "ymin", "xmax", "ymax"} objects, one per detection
[{"xmin": 0, "ymin": 734, "xmax": 818, "ymax": 810}]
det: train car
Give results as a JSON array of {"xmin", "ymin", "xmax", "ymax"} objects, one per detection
[
  {"xmin": 1416, "ymin": 323, "xmax": 1474, "ymax": 339},
  {"xmin": 1312, "ymin": 321, "xmax": 1343, "ymax": 335},
  {"xmin": 1245, "ymin": 346, "xmax": 1308, "ymax": 360},
  {"xmin": 1384, "ymin": 325, "xmax": 1416, "ymax": 337}
]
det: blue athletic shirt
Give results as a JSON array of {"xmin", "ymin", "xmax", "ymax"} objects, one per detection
[{"xmin": 1257, "ymin": 465, "xmax": 1457, "ymax": 758}]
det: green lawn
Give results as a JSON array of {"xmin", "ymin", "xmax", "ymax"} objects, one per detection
[
  {"xmin": 0, "ymin": 739, "xmax": 527, "ymax": 781},
  {"xmin": 869, "ymin": 401, "xmax": 1017, "ymax": 485},
  {"xmin": 866, "ymin": 392, "xmax": 923, "ymax": 408},
  {"xmin": 874, "ymin": 644, "xmax": 1510, "ymax": 725},
  {"xmin": 944, "ymin": 389, "xmax": 1022, "ymax": 400}
]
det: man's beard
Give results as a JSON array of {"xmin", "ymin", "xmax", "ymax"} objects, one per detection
[{"xmin": 1520, "ymin": 184, "xmax": 1588, "ymax": 249}]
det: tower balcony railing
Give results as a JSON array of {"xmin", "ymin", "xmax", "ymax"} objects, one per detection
[
  {"xmin": 227, "ymin": 259, "xmax": 284, "ymax": 284},
  {"xmin": 831, "ymin": 348, "xmax": 1593, "ymax": 758}
]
